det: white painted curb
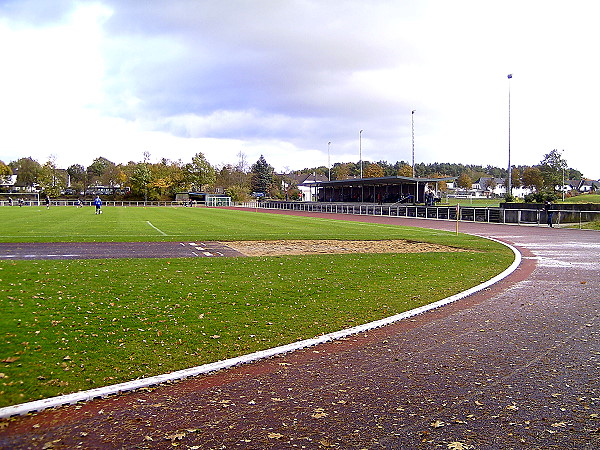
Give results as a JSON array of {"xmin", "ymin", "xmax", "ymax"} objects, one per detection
[{"xmin": 0, "ymin": 237, "xmax": 521, "ymax": 419}]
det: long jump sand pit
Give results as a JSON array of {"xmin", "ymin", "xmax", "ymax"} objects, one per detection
[{"xmin": 222, "ymin": 239, "xmax": 466, "ymax": 256}]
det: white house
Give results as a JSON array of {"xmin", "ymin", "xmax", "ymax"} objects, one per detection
[
  {"xmin": 292, "ymin": 173, "xmax": 329, "ymax": 201},
  {"xmin": 467, "ymin": 177, "xmax": 533, "ymax": 198}
]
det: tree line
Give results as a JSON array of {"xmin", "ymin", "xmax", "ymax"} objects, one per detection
[{"xmin": 0, "ymin": 149, "xmax": 587, "ymax": 202}]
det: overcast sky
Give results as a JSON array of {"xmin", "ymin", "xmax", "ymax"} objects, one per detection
[{"xmin": 1, "ymin": 0, "xmax": 599, "ymax": 179}]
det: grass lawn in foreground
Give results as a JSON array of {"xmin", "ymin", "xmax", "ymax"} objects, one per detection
[{"xmin": 0, "ymin": 207, "xmax": 514, "ymax": 407}]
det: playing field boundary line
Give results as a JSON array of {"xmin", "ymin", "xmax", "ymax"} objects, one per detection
[
  {"xmin": 146, "ymin": 221, "xmax": 167, "ymax": 235},
  {"xmin": 0, "ymin": 236, "xmax": 521, "ymax": 419}
]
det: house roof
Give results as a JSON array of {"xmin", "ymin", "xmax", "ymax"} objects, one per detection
[{"xmin": 288, "ymin": 173, "xmax": 329, "ymax": 185}]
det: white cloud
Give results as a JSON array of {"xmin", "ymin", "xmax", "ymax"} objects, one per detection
[{"xmin": 0, "ymin": 0, "xmax": 599, "ymax": 179}]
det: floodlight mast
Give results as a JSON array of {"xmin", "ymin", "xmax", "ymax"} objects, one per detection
[
  {"xmin": 411, "ymin": 110, "xmax": 415, "ymax": 178},
  {"xmin": 327, "ymin": 141, "xmax": 331, "ymax": 181},
  {"xmin": 507, "ymin": 74, "xmax": 512, "ymax": 196},
  {"xmin": 359, "ymin": 130, "xmax": 363, "ymax": 178}
]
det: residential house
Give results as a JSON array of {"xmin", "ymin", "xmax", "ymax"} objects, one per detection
[
  {"xmin": 577, "ymin": 180, "xmax": 600, "ymax": 193},
  {"xmin": 285, "ymin": 173, "xmax": 329, "ymax": 201}
]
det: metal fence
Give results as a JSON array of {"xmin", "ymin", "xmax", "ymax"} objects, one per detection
[
  {"xmin": 236, "ymin": 201, "xmax": 600, "ymax": 228},
  {"xmin": 2, "ymin": 199, "xmax": 597, "ymax": 228}
]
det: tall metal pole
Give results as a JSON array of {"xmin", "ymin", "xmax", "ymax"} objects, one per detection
[
  {"xmin": 562, "ymin": 164, "xmax": 565, "ymax": 202},
  {"xmin": 507, "ymin": 74, "xmax": 512, "ymax": 196},
  {"xmin": 327, "ymin": 141, "xmax": 331, "ymax": 181},
  {"xmin": 359, "ymin": 130, "xmax": 363, "ymax": 178},
  {"xmin": 411, "ymin": 110, "xmax": 415, "ymax": 178}
]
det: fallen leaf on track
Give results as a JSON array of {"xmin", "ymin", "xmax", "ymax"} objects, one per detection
[
  {"xmin": 1, "ymin": 356, "xmax": 19, "ymax": 363},
  {"xmin": 448, "ymin": 442, "xmax": 471, "ymax": 450}
]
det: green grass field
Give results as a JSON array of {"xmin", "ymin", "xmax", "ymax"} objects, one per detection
[
  {"xmin": 560, "ymin": 193, "xmax": 600, "ymax": 204},
  {"xmin": 0, "ymin": 206, "xmax": 514, "ymax": 408},
  {"xmin": 443, "ymin": 198, "xmax": 502, "ymax": 207}
]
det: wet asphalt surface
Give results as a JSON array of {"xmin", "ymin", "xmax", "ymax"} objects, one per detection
[
  {"xmin": 0, "ymin": 212, "xmax": 598, "ymax": 449},
  {"xmin": 0, "ymin": 241, "xmax": 244, "ymax": 260}
]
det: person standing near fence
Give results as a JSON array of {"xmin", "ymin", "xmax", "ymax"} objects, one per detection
[
  {"xmin": 94, "ymin": 196, "xmax": 103, "ymax": 214},
  {"xmin": 544, "ymin": 201, "xmax": 554, "ymax": 227}
]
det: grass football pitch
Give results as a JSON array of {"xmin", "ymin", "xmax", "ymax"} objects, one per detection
[{"xmin": 0, "ymin": 206, "xmax": 514, "ymax": 407}]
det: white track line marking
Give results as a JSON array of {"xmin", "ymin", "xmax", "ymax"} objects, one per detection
[{"xmin": 146, "ymin": 221, "xmax": 167, "ymax": 235}]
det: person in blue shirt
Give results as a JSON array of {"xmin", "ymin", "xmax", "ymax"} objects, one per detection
[{"xmin": 94, "ymin": 196, "xmax": 103, "ymax": 214}]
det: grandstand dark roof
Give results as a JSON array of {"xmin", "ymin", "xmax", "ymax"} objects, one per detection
[{"xmin": 314, "ymin": 175, "xmax": 454, "ymax": 187}]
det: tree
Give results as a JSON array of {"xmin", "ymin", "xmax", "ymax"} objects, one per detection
[
  {"xmin": 215, "ymin": 162, "xmax": 250, "ymax": 200},
  {"xmin": 183, "ymin": 153, "xmax": 216, "ymax": 191},
  {"xmin": 0, "ymin": 160, "xmax": 12, "ymax": 184},
  {"xmin": 101, "ymin": 163, "xmax": 124, "ymax": 187},
  {"xmin": 332, "ymin": 163, "xmax": 350, "ymax": 180},
  {"xmin": 364, "ymin": 163, "xmax": 384, "ymax": 178},
  {"xmin": 456, "ymin": 172, "xmax": 473, "ymax": 190},
  {"xmin": 250, "ymin": 155, "xmax": 274, "ymax": 195},
  {"xmin": 511, "ymin": 167, "xmax": 522, "ymax": 188},
  {"xmin": 38, "ymin": 157, "xmax": 66, "ymax": 197},
  {"xmin": 67, "ymin": 164, "xmax": 86, "ymax": 191},
  {"xmin": 522, "ymin": 167, "xmax": 543, "ymax": 191},
  {"xmin": 216, "ymin": 165, "xmax": 236, "ymax": 189},
  {"xmin": 12, "ymin": 157, "xmax": 41, "ymax": 188},
  {"xmin": 430, "ymin": 173, "xmax": 449, "ymax": 192},
  {"xmin": 539, "ymin": 149, "xmax": 567, "ymax": 191},
  {"xmin": 130, "ymin": 163, "xmax": 152, "ymax": 201},
  {"xmin": 225, "ymin": 185, "xmax": 251, "ymax": 202},
  {"xmin": 397, "ymin": 163, "xmax": 413, "ymax": 177},
  {"xmin": 149, "ymin": 159, "xmax": 185, "ymax": 199},
  {"xmin": 87, "ymin": 157, "xmax": 114, "ymax": 186}
]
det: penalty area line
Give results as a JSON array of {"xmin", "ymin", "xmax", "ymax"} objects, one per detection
[{"xmin": 146, "ymin": 221, "xmax": 167, "ymax": 236}]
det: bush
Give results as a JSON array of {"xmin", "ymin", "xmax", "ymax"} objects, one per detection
[
  {"xmin": 523, "ymin": 191, "xmax": 558, "ymax": 203},
  {"xmin": 225, "ymin": 185, "xmax": 251, "ymax": 202}
]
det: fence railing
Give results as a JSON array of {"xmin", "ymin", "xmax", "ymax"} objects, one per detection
[
  {"xmin": 235, "ymin": 201, "xmax": 600, "ymax": 228},
  {"xmin": 2, "ymin": 200, "xmax": 597, "ymax": 228}
]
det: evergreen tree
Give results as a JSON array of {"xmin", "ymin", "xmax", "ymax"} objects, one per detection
[{"xmin": 250, "ymin": 155, "xmax": 274, "ymax": 194}]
